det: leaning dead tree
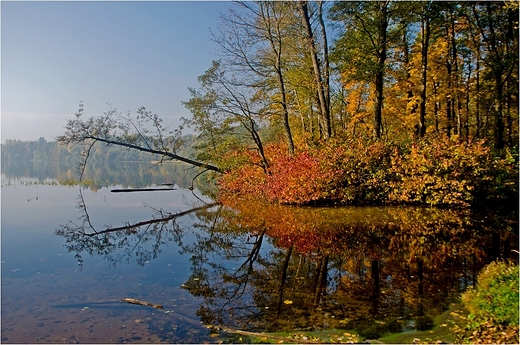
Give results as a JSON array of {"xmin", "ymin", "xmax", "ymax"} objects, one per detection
[{"xmin": 57, "ymin": 102, "xmax": 223, "ymax": 179}]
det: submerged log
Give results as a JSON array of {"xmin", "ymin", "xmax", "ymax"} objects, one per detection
[
  {"xmin": 211, "ymin": 326, "xmax": 323, "ymax": 344},
  {"xmin": 120, "ymin": 298, "xmax": 164, "ymax": 309}
]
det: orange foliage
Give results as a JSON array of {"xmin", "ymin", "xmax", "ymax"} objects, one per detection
[{"xmin": 218, "ymin": 136, "xmax": 518, "ymax": 208}]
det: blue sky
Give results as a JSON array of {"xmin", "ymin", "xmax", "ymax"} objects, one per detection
[{"xmin": 1, "ymin": 1, "xmax": 234, "ymax": 142}]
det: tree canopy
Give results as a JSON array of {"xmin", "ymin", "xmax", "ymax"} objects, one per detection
[{"xmin": 58, "ymin": 1, "xmax": 518, "ymax": 207}]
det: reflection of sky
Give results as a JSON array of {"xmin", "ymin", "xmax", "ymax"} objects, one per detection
[
  {"xmin": 1, "ymin": 174, "xmax": 217, "ymax": 342},
  {"xmin": 1, "ymin": 183, "xmax": 81, "ymax": 277},
  {"xmin": 1, "ymin": 179, "xmax": 207, "ymax": 274}
]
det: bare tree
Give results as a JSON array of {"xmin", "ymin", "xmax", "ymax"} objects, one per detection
[
  {"xmin": 183, "ymin": 61, "xmax": 270, "ymax": 173},
  {"xmin": 212, "ymin": 1, "xmax": 296, "ymax": 154}
]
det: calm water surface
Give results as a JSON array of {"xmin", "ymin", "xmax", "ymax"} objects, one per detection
[{"xmin": 1, "ymin": 161, "xmax": 518, "ymax": 343}]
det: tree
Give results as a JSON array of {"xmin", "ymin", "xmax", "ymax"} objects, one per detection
[
  {"xmin": 417, "ymin": 2, "xmax": 436, "ymax": 137},
  {"xmin": 211, "ymin": 1, "xmax": 297, "ymax": 155},
  {"xmin": 466, "ymin": 2, "xmax": 518, "ymax": 149},
  {"xmin": 56, "ymin": 102, "xmax": 222, "ymax": 181},
  {"xmin": 330, "ymin": 1, "xmax": 407, "ymax": 139},
  {"xmin": 298, "ymin": 0, "xmax": 331, "ymax": 139},
  {"xmin": 182, "ymin": 60, "xmax": 270, "ymax": 173}
]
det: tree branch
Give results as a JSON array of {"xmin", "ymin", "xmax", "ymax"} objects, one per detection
[{"xmin": 85, "ymin": 136, "xmax": 223, "ymax": 173}]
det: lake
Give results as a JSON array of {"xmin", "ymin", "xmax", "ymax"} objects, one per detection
[{"xmin": 1, "ymin": 160, "xmax": 518, "ymax": 343}]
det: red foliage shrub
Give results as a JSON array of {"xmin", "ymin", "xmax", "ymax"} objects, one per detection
[{"xmin": 217, "ymin": 136, "xmax": 518, "ymax": 208}]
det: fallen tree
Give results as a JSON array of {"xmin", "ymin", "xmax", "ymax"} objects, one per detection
[{"xmin": 56, "ymin": 102, "xmax": 223, "ymax": 179}]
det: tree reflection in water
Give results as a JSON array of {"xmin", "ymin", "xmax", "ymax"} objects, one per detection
[
  {"xmin": 56, "ymin": 192, "xmax": 518, "ymax": 337},
  {"xmin": 56, "ymin": 188, "xmax": 218, "ymax": 267}
]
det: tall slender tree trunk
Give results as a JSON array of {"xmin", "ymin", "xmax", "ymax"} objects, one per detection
[
  {"xmin": 268, "ymin": 35, "xmax": 294, "ymax": 154},
  {"xmin": 433, "ymin": 82, "xmax": 440, "ymax": 132},
  {"xmin": 505, "ymin": 79, "xmax": 512, "ymax": 145},
  {"xmin": 475, "ymin": 55, "xmax": 481, "ymax": 139},
  {"xmin": 418, "ymin": 16, "xmax": 430, "ymax": 137},
  {"xmin": 493, "ymin": 72, "xmax": 505, "ymax": 149},
  {"xmin": 449, "ymin": 7, "xmax": 460, "ymax": 136},
  {"xmin": 403, "ymin": 26, "xmax": 418, "ymax": 127},
  {"xmin": 445, "ymin": 25, "xmax": 454, "ymax": 137},
  {"xmin": 317, "ymin": 1, "xmax": 331, "ymax": 134},
  {"xmin": 299, "ymin": 1, "xmax": 331, "ymax": 140},
  {"xmin": 374, "ymin": 2, "xmax": 388, "ymax": 140},
  {"xmin": 465, "ymin": 84, "xmax": 471, "ymax": 143},
  {"xmin": 486, "ymin": 2, "xmax": 505, "ymax": 149},
  {"xmin": 260, "ymin": 2, "xmax": 295, "ymax": 155}
]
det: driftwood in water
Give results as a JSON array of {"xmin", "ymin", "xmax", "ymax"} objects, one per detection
[
  {"xmin": 111, "ymin": 188, "xmax": 175, "ymax": 193},
  {"xmin": 212, "ymin": 326, "xmax": 323, "ymax": 344},
  {"xmin": 120, "ymin": 298, "xmax": 164, "ymax": 309}
]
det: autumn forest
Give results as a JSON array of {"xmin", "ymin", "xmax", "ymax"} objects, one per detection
[
  {"xmin": 2, "ymin": 2, "xmax": 519, "ymax": 344},
  {"xmin": 48, "ymin": 1, "xmax": 519, "ymax": 208},
  {"xmin": 180, "ymin": 1, "xmax": 518, "ymax": 207}
]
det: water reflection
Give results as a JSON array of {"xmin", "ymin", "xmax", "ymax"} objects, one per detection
[
  {"xmin": 56, "ymin": 188, "xmax": 219, "ymax": 267},
  {"xmin": 56, "ymin": 191, "xmax": 518, "ymax": 338},
  {"xmin": 1, "ymin": 160, "xmax": 210, "ymax": 191},
  {"xmin": 2, "ymin": 169, "xmax": 216, "ymax": 343},
  {"xmin": 180, "ymin": 199, "xmax": 518, "ymax": 337}
]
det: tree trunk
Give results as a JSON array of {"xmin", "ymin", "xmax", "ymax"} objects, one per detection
[
  {"xmin": 277, "ymin": 69, "xmax": 296, "ymax": 155},
  {"xmin": 374, "ymin": 72, "xmax": 385, "ymax": 139},
  {"xmin": 418, "ymin": 16, "xmax": 430, "ymax": 137},
  {"xmin": 317, "ymin": 1, "xmax": 331, "ymax": 133},
  {"xmin": 445, "ymin": 25, "xmax": 453, "ymax": 138},
  {"xmin": 475, "ymin": 53, "xmax": 481, "ymax": 139},
  {"xmin": 493, "ymin": 72, "xmax": 505, "ymax": 149},
  {"xmin": 373, "ymin": 2, "xmax": 388, "ymax": 140},
  {"xmin": 449, "ymin": 7, "xmax": 460, "ymax": 136},
  {"xmin": 403, "ymin": 27, "xmax": 418, "ymax": 122},
  {"xmin": 486, "ymin": 3, "xmax": 505, "ymax": 149},
  {"xmin": 299, "ymin": 1, "xmax": 331, "ymax": 140},
  {"xmin": 84, "ymin": 136, "xmax": 223, "ymax": 173}
]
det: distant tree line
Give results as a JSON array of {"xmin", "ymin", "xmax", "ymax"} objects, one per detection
[
  {"xmin": 1, "ymin": 159, "xmax": 206, "ymax": 191},
  {"xmin": 1, "ymin": 136, "xmax": 197, "ymax": 162}
]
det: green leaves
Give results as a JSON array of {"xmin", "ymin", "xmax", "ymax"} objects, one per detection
[{"xmin": 457, "ymin": 261, "xmax": 519, "ymax": 343}]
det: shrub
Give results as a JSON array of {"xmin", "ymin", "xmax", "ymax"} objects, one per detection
[
  {"xmin": 463, "ymin": 261, "xmax": 519, "ymax": 325},
  {"xmin": 456, "ymin": 261, "xmax": 519, "ymax": 344},
  {"xmin": 386, "ymin": 137, "xmax": 517, "ymax": 207},
  {"xmin": 217, "ymin": 136, "xmax": 518, "ymax": 208}
]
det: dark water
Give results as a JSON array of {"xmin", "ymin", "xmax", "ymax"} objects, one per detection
[{"xmin": 1, "ymin": 161, "xmax": 518, "ymax": 343}]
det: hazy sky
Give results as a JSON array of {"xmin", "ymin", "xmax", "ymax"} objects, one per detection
[{"xmin": 1, "ymin": 1, "xmax": 234, "ymax": 142}]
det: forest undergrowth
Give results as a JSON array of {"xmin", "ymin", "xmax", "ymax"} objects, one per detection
[{"xmin": 218, "ymin": 135, "xmax": 518, "ymax": 208}]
